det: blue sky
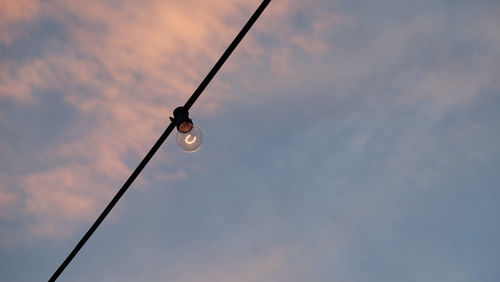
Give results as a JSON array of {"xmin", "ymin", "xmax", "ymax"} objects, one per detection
[{"xmin": 1, "ymin": 0, "xmax": 500, "ymax": 281}]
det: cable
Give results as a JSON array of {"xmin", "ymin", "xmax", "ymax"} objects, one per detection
[
  {"xmin": 184, "ymin": 0, "xmax": 272, "ymax": 111},
  {"xmin": 48, "ymin": 1, "xmax": 271, "ymax": 281}
]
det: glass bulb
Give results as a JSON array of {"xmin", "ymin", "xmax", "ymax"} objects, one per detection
[{"xmin": 176, "ymin": 125, "xmax": 203, "ymax": 152}]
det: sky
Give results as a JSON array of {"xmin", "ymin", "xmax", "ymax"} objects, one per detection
[{"xmin": 1, "ymin": 0, "xmax": 500, "ymax": 281}]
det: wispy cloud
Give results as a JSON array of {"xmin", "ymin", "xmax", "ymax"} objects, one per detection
[
  {"xmin": 0, "ymin": 174, "xmax": 18, "ymax": 219},
  {"xmin": 0, "ymin": 0, "xmax": 40, "ymax": 44},
  {"xmin": 167, "ymin": 246, "xmax": 291, "ymax": 282},
  {"xmin": 0, "ymin": 0, "xmax": 321, "ymax": 241},
  {"xmin": 2, "ymin": 1, "xmax": 500, "ymax": 281}
]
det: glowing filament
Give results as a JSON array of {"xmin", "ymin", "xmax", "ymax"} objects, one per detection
[
  {"xmin": 185, "ymin": 135, "xmax": 197, "ymax": 145},
  {"xmin": 176, "ymin": 125, "xmax": 202, "ymax": 152}
]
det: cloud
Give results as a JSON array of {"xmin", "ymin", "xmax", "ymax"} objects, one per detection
[
  {"xmin": 167, "ymin": 246, "xmax": 291, "ymax": 282},
  {"xmin": 0, "ymin": 174, "xmax": 18, "ymax": 219},
  {"xmin": 22, "ymin": 166, "xmax": 105, "ymax": 238},
  {"xmin": 0, "ymin": 0, "xmax": 340, "ymax": 243},
  {"xmin": 0, "ymin": 0, "xmax": 287, "ymax": 241},
  {"xmin": 0, "ymin": 0, "xmax": 40, "ymax": 44},
  {"xmin": 2, "ymin": 0, "xmax": 498, "ymax": 249},
  {"xmin": 1, "ymin": 1, "xmax": 500, "ymax": 281}
]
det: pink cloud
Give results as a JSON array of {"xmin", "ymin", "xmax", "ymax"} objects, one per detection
[
  {"xmin": 0, "ymin": 0, "xmax": 345, "ymax": 243},
  {"xmin": 0, "ymin": 0, "xmax": 281, "ymax": 241},
  {"xmin": 0, "ymin": 0, "xmax": 40, "ymax": 44},
  {"xmin": 22, "ymin": 166, "xmax": 107, "ymax": 238},
  {"xmin": 0, "ymin": 174, "xmax": 19, "ymax": 219},
  {"xmin": 168, "ymin": 245, "xmax": 293, "ymax": 282}
]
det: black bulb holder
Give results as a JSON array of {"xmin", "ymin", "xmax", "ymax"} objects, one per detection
[{"xmin": 170, "ymin": 106, "xmax": 193, "ymax": 133}]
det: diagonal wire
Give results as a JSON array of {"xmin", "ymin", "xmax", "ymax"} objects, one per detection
[
  {"xmin": 184, "ymin": 0, "xmax": 272, "ymax": 111},
  {"xmin": 48, "ymin": 122, "xmax": 176, "ymax": 282},
  {"xmin": 48, "ymin": 1, "xmax": 271, "ymax": 281}
]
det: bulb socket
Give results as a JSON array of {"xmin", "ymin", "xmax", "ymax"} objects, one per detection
[{"xmin": 172, "ymin": 106, "xmax": 193, "ymax": 133}]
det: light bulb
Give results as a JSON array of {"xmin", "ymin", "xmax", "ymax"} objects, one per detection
[{"xmin": 176, "ymin": 125, "xmax": 203, "ymax": 152}]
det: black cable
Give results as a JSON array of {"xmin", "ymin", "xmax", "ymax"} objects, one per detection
[
  {"xmin": 184, "ymin": 0, "xmax": 271, "ymax": 111},
  {"xmin": 48, "ymin": 122, "xmax": 175, "ymax": 282},
  {"xmin": 48, "ymin": 1, "xmax": 271, "ymax": 281}
]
